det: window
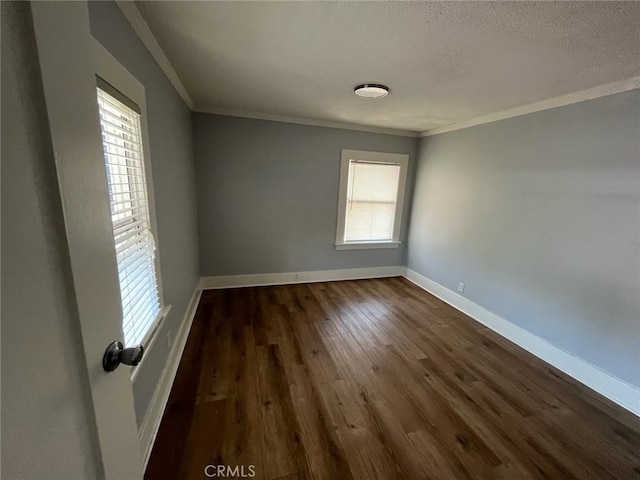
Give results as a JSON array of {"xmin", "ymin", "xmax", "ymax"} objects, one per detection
[
  {"xmin": 336, "ymin": 149, "xmax": 409, "ymax": 249},
  {"xmin": 97, "ymin": 84, "xmax": 162, "ymax": 347}
]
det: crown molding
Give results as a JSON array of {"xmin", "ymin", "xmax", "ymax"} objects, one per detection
[
  {"xmin": 106, "ymin": 2, "xmax": 418, "ymax": 138},
  {"xmin": 115, "ymin": 1, "xmax": 194, "ymax": 110},
  {"xmin": 110, "ymin": 3, "xmax": 639, "ymax": 140},
  {"xmin": 194, "ymin": 106, "xmax": 420, "ymax": 137},
  {"xmin": 420, "ymin": 76, "xmax": 640, "ymax": 137}
]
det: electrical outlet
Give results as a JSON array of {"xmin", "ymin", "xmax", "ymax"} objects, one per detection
[
  {"xmin": 458, "ymin": 282, "xmax": 465, "ymax": 293},
  {"xmin": 294, "ymin": 272, "xmax": 300, "ymax": 281},
  {"xmin": 166, "ymin": 330, "xmax": 173, "ymax": 349}
]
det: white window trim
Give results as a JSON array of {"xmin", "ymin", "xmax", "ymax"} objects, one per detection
[
  {"xmin": 335, "ymin": 149, "xmax": 409, "ymax": 250},
  {"xmin": 91, "ymin": 38, "xmax": 169, "ymax": 377}
]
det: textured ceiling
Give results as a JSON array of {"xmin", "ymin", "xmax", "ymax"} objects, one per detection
[{"xmin": 135, "ymin": 1, "xmax": 640, "ymax": 133}]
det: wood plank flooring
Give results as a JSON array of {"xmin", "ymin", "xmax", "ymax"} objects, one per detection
[{"xmin": 145, "ymin": 277, "xmax": 640, "ymax": 480}]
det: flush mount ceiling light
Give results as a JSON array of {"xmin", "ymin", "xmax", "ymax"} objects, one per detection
[{"xmin": 354, "ymin": 84, "xmax": 389, "ymax": 99}]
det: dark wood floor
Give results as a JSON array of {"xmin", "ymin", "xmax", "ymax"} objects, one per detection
[{"xmin": 146, "ymin": 277, "xmax": 640, "ymax": 480}]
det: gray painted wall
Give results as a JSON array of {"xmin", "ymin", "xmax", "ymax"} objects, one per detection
[
  {"xmin": 1, "ymin": 2, "xmax": 101, "ymax": 478},
  {"xmin": 407, "ymin": 90, "xmax": 640, "ymax": 388},
  {"xmin": 193, "ymin": 114, "xmax": 418, "ymax": 276},
  {"xmin": 88, "ymin": 1, "xmax": 200, "ymax": 426}
]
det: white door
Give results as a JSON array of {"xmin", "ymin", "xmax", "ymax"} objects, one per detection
[{"xmin": 30, "ymin": 2, "xmax": 143, "ymax": 479}]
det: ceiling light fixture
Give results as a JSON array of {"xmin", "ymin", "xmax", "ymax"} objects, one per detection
[{"xmin": 354, "ymin": 84, "xmax": 389, "ymax": 99}]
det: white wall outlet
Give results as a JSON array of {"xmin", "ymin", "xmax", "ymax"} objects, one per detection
[
  {"xmin": 294, "ymin": 272, "xmax": 300, "ymax": 281},
  {"xmin": 166, "ymin": 330, "xmax": 173, "ymax": 349},
  {"xmin": 458, "ymin": 282, "xmax": 465, "ymax": 293}
]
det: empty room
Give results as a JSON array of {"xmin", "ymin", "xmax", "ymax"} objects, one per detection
[{"xmin": 2, "ymin": 1, "xmax": 639, "ymax": 479}]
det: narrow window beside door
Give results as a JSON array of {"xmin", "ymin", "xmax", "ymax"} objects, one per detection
[{"xmin": 97, "ymin": 87, "xmax": 162, "ymax": 347}]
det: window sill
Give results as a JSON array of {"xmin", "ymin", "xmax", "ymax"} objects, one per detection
[
  {"xmin": 335, "ymin": 241, "xmax": 401, "ymax": 251},
  {"xmin": 130, "ymin": 304, "xmax": 172, "ymax": 381}
]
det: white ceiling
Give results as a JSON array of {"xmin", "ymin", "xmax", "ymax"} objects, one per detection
[{"xmin": 135, "ymin": 1, "xmax": 640, "ymax": 134}]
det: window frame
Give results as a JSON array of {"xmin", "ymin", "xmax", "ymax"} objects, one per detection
[
  {"xmin": 92, "ymin": 39, "xmax": 170, "ymax": 378},
  {"xmin": 335, "ymin": 149, "xmax": 409, "ymax": 250}
]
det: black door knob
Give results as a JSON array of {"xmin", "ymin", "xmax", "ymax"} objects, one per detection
[{"xmin": 102, "ymin": 341, "xmax": 144, "ymax": 372}]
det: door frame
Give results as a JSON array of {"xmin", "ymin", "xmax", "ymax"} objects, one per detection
[{"xmin": 31, "ymin": 2, "xmax": 143, "ymax": 478}]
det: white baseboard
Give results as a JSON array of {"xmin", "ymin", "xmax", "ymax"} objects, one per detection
[
  {"xmin": 199, "ymin": 266, "xmax": 405, "ymax": 290},
  {"xmin": 404, "ymin": 268, "xmax": 640, "ymax": 417},
  {"xmin": 138, "ymin": 287, "xmax": 203, "ymax": 470},
  {"xmin": 137, "ymin": 266, "xmax": 638, "ymax": 466}
]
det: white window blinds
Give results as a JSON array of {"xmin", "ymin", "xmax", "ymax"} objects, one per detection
[
  {"xmin": 97, "ymin": 86, "xmax": 161, "ymax": 347},
  {"xmin": 345, "ymin": 160, "xmax": 401, "ymax": 242}
]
